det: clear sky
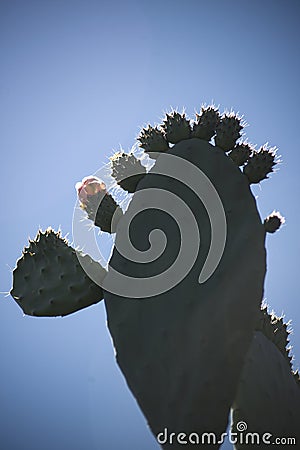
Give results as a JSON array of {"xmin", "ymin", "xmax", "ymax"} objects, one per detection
[{"xmin": 1, "ymin": 1, "xmax": 299, "ymax": 449}]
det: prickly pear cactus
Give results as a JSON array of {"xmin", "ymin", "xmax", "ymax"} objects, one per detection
[{"xmin": 10, "ymin": 104, "xmax": 299, "ymax": 449}]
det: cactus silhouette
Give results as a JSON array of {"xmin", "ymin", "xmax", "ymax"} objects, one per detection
[{"xmin": 11, "ymin": 105, "xmax": 300, "ymax": 449}]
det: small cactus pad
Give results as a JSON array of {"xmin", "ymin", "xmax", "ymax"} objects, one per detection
[
  {"xmin": 192, "ymin": 105, "xmax": 220, "ymax": 140},
  {"xmin": 228, "ymin": 142, "xmax": 253, "ymax": 166},
  {"xmin": 10, "ymin": 228, "xmax": 106, "ymax": 317},
  {"xmin": 264, "ymin": 211, "xmax": 285, "ymax": 233},
  {"xmin": 161, "ymin": 111, "xmax": 191, "ymax": 144},
  {"xmin": 243, "ymin": 145, "xmax": 277, "ymax": 184},
  {"xmin": 232, "ymin": 308, "xmax": 300, "ymax": 447},
  {"xmin": 91, "ymin": 193, "xmax": 123, "ymax": 233},
  {"xmin": 138, "ymin": 125, "xmax": 169, "ymax": 156},
  {"xmin": 76, "ymin": 176, "xmax": 123, "ymax": 233},
  {"xmin": 215, "ymin": 112, "xmax": 244, "ymax": 151},
  {"xmin": 110, "ymin": 152, "xmax": 146, "ymax": 193}
]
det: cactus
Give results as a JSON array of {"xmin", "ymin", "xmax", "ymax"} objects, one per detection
[
  {"xmin": 161, "ymin": 110, "xmax": 192, "ymax": 144},
  {"xmin": 10, "ymin": 105, "xmax": 299, "ymax": 449},
  {"xmin": 264, "ymin": 211, "xmax": 285, "ymax": 234},
  {"xmin": 243, "ymin": 144, "xmax": 277, "ymax": 184},
  {"xmin": 110, "ymin": 151, "xmax": 146, "ymax": 193},
  {"xmin": 192, "ymin": 105, "xmax": 220, "ymax": 141},
  {"xmin": 76, "ymin": 175, "xmax": 123, "ymax": 233},
  {"xmin": 228, "ymin": 142, "xmax": 253, "ymax": 166},
  {"xmin": 138, "ymin": 124, "xmax": 169, "ymax": 157},
  {"xmin": 231, "ymin": 308, "xmax": 300, "ymax": 449},
  {"xmin": 10, "ymin": 228, "xmax": 105, "ymax": 316},
  {"xmin": 215, "ymin": 112, "xmax": 244, "ymax": 152}
]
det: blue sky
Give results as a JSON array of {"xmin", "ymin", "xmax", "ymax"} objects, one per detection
[{"xmin": 1, "ymin": 1, "xmax": 299, "ymax": 449}]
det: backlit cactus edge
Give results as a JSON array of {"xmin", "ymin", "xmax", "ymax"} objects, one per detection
[{"xmin": 11, "ymin": 105, "xmax": 300, "ymax": 449}]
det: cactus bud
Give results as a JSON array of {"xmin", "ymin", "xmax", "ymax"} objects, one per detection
[
  {"xmin": 76, "ymin": 176, "xmax": 106, "ymax": 206},
  {"xmin": 110, "ymin": 152, "xmax": 146, "ymax": 193},
  {"xmin": 76, "ymin": 176, "xmax": 122, "ymax": 233},
  {"xmin": 192, "ymin": 105, "xmax": 220, "ymax": 140},
  {"xmin": 243, "ymin": 145, "xmax": 277, "ymax": 184},
  {"xmin": 215, "ymin": 112, "xmax": 244, "ymax": 151},
  {"xmin": 138, "ymin": 125, "xmax": 169, "ymax": 157},
  {"xmin": 228, "ymin": 142, "xmax": 253, "ymax": 166},
  {"xmin": 161, "ymin": 111, "xmax": 191, "ymax": 144},
  {"xmin": 264, "ymin": 211, "xmax": 285, "ymax": 233}
]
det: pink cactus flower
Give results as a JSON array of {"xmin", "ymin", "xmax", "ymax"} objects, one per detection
[{"xmin": 75, "ymin": 176, "xmax": 106, "ymax": 207}]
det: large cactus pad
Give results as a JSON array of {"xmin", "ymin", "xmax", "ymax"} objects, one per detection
[{"xmin": 104, "ymin": 138, "xmax": 266, "ymax": 447}]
